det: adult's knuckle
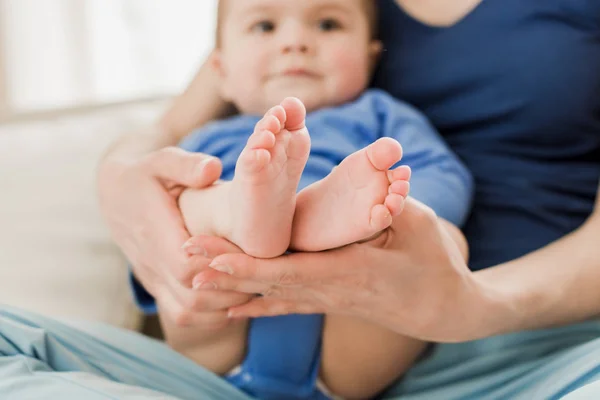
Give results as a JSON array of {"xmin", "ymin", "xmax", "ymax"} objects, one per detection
[
  {"xmin": 134, "ymin": 223, "xmax": 151, "ymax": 244},
  {"xmin": 184, "ymin": 294, "xmax": 208, "ymax": 312},
  {"xmin": 171, "ymin": 258, "xmax": 195, "ymax": 285},
  {"xmin": 412, "ymin": 202, "xmax": 438, "ymax": 225},
  {"xmin": 345, "ymin": 272, "xmax": 373, "ymax": 292},
  {"xmin": 186, "ymin": 255, "xmax": 210, "ymax": 273},
  {"xmin": 171, "ymin": 265, "xmax": 191, "ymax": 285},
  {"xmin": 261, "ymin": 286, "xmax": 283, "ymax": 298},
  {"xmin": 275, "ymin": 270, "xmax": 299, "ymax": 286},
  {"xmin": 172, "ymin": 309, "xmax": 193, "ymax": 327},
  {"xmin": 201, "ymin": 316, "xmax": 230, "ymax": 331}
]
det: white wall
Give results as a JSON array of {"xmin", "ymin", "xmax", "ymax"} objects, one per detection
[{"xmin": 0, "ymin": 0, "xmax": 217, "ymax": 114}]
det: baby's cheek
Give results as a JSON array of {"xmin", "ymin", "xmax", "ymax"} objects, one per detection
[
  {"xmin": 225, "ymin": 55, "xmax": 269, "ymax": 113},
  {"xmin": 329, "ymin": 50, "xmax": 371, "ymax": 97}
]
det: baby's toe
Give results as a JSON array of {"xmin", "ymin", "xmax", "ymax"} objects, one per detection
[
  {"xmin": 385, "ymin": 193, "xmax": 406, "ymax": 217},
  {"xmin": 254, "ymin": 111, "xmax": 284, "ymax": 137},
  {"xmin": 247, "ymin": 130, "xmax": 276, "ymax": 150},
  {"xmin": 281, "ymin": 97, "xmax": 306, "ymax": 132},
  {"xmin": 238, "ymin": 148, "xmax": 271, "ymax": 173},
  {"xmin": 388, "ymin": 165, "xmax": 412, "ymax": 183},
  {"xmin": 369, "ymin": 204, "xmax": 393, "ymax": 231},
  {"xmin": 388, "ymin": 180, "xmax": 410, "ymax": 198},
  {"xmin": 366, "ymin": 138, "xmax": 403, "ymax": 171}
]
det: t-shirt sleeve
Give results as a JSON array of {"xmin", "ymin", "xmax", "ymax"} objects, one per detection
[
  {"xmin": 129, "ymin": 270, "xmax": 158, "ymax": 314},
  {"xmin": 377, "ymin": 92, "xmax": 474, "ymax": 227}
]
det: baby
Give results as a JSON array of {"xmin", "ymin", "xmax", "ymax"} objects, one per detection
[{"xmin": 166, "ymin": 0, "xmax": 473, "ymax": 399}]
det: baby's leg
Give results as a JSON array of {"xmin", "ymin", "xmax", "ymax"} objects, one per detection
[
  {"xmin": 179, "ymin": 97, "xmax": 310, "ymax": 258},
  {"xmin": 321, "ymin": 218, "xmax": 469, "ymax": 399},
  {"xmin": 291, "ymin": 138, "xmax": 410, "ymax": 251},
  {"xmin": 320, "ymin": 315, "xmax": 427, "ymax": 399}
]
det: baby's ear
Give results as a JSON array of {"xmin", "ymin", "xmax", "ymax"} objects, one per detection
[
  {"xmin": 211, "ymin": 51, "xmax": 233, "ymax": 101},
  {"xmin": 369, "ymin": 40, "xmax": 383, "ymax": 61},
  {"xmin": 368, "ymin": 40, "xmax": 383, "ymax": 73},
  {"xmin": 210, "ymin": 50, "xmax": 226, "ymax": 77}
]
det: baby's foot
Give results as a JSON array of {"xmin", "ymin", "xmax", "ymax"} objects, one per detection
[
  {"xmin": 291, "ymin": 138, "xmax": 410, "ymax": 252},
  {"xmin": 223, "ymin": 98, "xmax": 311, "ymax": 258}
]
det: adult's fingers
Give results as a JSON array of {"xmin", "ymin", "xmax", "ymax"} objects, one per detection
[
  {"xmin": 197, "ymin": 246, "xmax": 373, "ymax": 310},
  {"xmin": 174, "ymin": 235, "xmax": 245, "ymax": 288},
  {"xmin": 228, "ymin": 297, "xmax": 319, "ymax": 319},
  {"xmin": 125, "ymin": 183, "xmax": 193, "ymax": 288},
  {"xmin": 206, "ymin": 249, "xmax": 346, "ymax": 286},
  {"xmin": 175, "ymin": 286, "xmax": 254, "ymax": 314},
  {"xmin": 161, "ymin": 232, "xmax": 242, "ymax": 289},
  {"xmin": 142, "ymin": 147, "xmax": 223, "ymax": 189},
  {"xmin": 163, "ymin": 260, "xmax": 252, "ymax": 309},
  {"xmin": 155, "ymin": 285, "xmax": 232, "ymax": 328},
  {"xmin": 182, "ymin": 235, "xmax": 243, "ymax": 259},
  {"xmin": 199, "ymin": 200, "xmax": 439, "ymax": 291},
  {"xmin": 191, "ymin": 268, "xmax": 273, "ymax": 295}
]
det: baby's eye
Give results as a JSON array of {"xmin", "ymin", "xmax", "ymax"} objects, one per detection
[
  {"xmin": 318, "ymin": 18, "xmax": 342, "ymax": 32},
  {"xmin": 251, "ymin": 20, "xmax": 276, "ymax": 33}
]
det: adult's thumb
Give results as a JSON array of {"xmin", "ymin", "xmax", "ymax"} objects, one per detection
[{"xmin": 145, "ymin": 147, "xmax": 222, "ymax": 188}]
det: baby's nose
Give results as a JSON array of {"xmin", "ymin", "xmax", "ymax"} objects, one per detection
[{"xmin": 282, "ymin": 43, "xmax": 309, "ymax": 54}]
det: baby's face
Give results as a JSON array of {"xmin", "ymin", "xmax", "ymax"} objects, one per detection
[{"xmin": 215, "ymin": 0, "xmax": 380, "ymax": 114}]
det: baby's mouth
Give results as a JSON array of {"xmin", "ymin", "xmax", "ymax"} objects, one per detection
[{"xmin": 277, "ymin": 68, "xmax": 320, "ymax": 78}]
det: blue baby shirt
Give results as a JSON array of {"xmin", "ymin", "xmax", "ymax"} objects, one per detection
[
  {"xmin": 180, "ymin": 89, "xmax": 473, "ymax": 223},
  {"xmin": 133, "ymin": 89, "xmax": 473, "ymax": 399}
]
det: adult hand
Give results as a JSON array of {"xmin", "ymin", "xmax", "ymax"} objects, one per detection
[
  {"xmin": 97, "ymin": 146, "xmax": 252, "ymax": 327},
  {"xmin": 191, "ymin": 198, "xmax": 494, "ymax": 342}
]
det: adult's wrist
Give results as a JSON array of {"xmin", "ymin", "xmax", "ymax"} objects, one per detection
[{"xmin": 454, "ymin": 267, "xmax": 528, "ymax": 342}]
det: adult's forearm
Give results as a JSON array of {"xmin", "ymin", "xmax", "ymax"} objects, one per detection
[
  {"xmin": 101, "ymin": 124, "xmax": 176, "ymax": 163},
  {"xmin": 159, "ymin": 51, "xmax": 232, "ymax": 142},
  {"xmin": 468, "ymin": 208, "xmax": 600, "ymax": 340}
]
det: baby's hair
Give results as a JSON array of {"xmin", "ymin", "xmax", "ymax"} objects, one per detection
[{"xmin": 215, "ymin": 0, "xmax": 378, "ymax": 48}]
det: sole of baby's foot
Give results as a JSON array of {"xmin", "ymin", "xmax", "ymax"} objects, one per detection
[
  {"xmin": 221, "ymin": 98, "xmax": 311, "ymax": 258},
  {"xmin": 291, "ymin": 137, "xmax": 410, "ymax": 252}
]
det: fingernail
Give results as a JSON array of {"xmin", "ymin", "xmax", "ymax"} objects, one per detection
[
  {"xmin": 192, "ymin": 280, "xmax": 218, "ymax": 290},
  {"xmin": 209, "ymin": 261, "xmax": 234, "ymax": 275},
  {"xmin": 196, "ymin": 158, "xmax": 213, "ymax": 175},
  {"xmin": 182, "ymin": 244, "xmax": 207, "ymax": 257}
]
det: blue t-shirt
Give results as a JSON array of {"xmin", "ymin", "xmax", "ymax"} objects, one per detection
[{"xmin": 374, "ymin": 0, "xmax": 600, "ymax": 270}]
